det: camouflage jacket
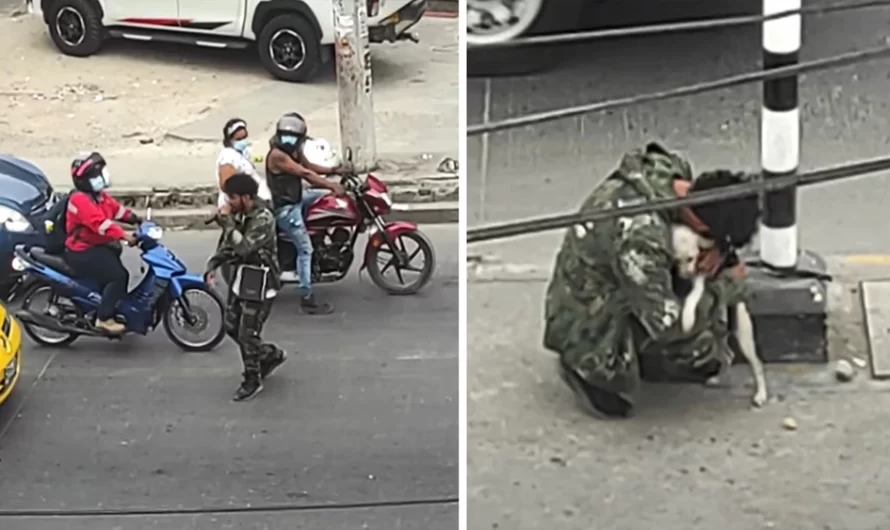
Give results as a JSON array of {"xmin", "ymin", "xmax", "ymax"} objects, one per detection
[
  {"xmin": 543, "ymin": 143, "xmax": 746, "ymax": 394},
  {"xmin": 205, "ymin": 203, "xmax": 281, "ymax": 291}
]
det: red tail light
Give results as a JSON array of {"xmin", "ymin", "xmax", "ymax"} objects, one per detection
[{"xmin": 367, "ymin": 0, "xmax": 380, "ymax": 17}]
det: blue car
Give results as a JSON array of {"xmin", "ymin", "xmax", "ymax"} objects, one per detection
[{"xmin": 0, "ymin": 154, "xmax": 58, "ymax": 299}]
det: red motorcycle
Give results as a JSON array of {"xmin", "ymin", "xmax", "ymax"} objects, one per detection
[{"xmin": 276, "ymin": 172, "xmax": 436, "ymax": 295}]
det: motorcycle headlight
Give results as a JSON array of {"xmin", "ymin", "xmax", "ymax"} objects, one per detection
[
  {"xmin": 146, "ymin": 225, "xmax": 164, "ymax": 240},
  {"xmin": 0, "ymin": 206, "xmax": 31, "ymax": 233}
]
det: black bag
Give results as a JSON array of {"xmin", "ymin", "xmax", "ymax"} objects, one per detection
[
  {"xmin": 42, "ymin": 193, "xmax": 70, "ymax": 255},
  {"xmin": 231, "ymin": 264, "xmax": 272, "ymax": 302}
]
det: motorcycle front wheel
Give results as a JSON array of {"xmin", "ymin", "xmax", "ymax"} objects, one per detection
[
  {"xmin": 162, "ymin": 285, "xmax": 227, "ymax": 352},
  {"xmin": 366, "ymin": 230, "xmax": 436, "ymax": 295}
]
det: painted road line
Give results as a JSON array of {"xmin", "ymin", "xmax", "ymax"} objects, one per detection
[{"xmin": 842, "ymin": 255, "xmax": 890, "ymax": 265}]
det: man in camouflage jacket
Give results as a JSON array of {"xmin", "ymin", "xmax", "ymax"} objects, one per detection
[
  {"xmin": 544, "ymin": 143, "xmax": 759, "ymax": 419},
  {"xmin": 206, "ymin": 172, "xmax": 287, "ymax": 402}
]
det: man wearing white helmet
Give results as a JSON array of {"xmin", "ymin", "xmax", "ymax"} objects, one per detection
[{"xmin": 266, "ymin": 112, "xmax": 346, "ymax": 315}]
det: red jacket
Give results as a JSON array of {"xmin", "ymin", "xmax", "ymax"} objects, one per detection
[{"xmin": 65, "ymin": 191, "xmax": 133, "ymax": 252}]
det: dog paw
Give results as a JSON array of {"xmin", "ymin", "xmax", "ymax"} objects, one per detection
[
  {"xmin": 705, "ymin": 375, "xmax": 723, "ymax": 387},
  {"xmin": 751, "ymin": 389, "xmax": 768, "ymax": 408}
]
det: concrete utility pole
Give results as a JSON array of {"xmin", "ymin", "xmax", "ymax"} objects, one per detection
[{"xmin": 333, "ymin": 0, "xmax": 377, "ymax": 172}]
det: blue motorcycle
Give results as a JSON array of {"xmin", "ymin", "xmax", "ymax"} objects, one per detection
[{"xmin": 11, "ymin": 218, "xmax": 226, "ymax": 351}]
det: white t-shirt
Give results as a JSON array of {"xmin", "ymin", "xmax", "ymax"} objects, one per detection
[{"xmin": 216, "ymin": 147, "xmax": 272, "ymax": 207}]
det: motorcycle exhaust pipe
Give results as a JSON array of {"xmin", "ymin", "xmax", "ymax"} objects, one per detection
[{"xmin": 14, "ymin": 309, "xmax": 86, "ymax": 336}]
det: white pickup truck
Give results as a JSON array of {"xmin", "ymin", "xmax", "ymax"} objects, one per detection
[{"xmin": 27, "ymin": 0, "xmax": 427, "ymax": 82}]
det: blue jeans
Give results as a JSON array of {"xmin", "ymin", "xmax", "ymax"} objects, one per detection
[{"xmin": 275, "ymin": 189, "xmax": 328, "ymax": 295}]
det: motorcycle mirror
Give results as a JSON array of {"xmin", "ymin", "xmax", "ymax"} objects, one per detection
[{"xmin": 145, "ymin": 196, "xmax": 153, "ymax": 221}]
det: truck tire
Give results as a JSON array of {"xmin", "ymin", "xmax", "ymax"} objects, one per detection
[
  {"xmin": 257, "ymin": 13, "xmax": 322, "ymax": 83},
  {"xmin": 47, "ymin": 0, "xmax": 104, "ymax": 57},
  {"xmin": 468, "ymin": 0, "xmax": 585, "ymax": 77}
]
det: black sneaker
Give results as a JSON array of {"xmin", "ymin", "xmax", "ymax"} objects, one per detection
[
  {"xmin": 301, "ymin": 293, "xmax": 333, "ymax": 315},
  {"xmin": 558, "ymin": 359, "xmax": 633, "ymax": 419},
  {"xmin": 260, "ymin": 350, "xmax": 288, "ymax": 379},
  {"xmin": 233, "ymin": 377, "xmax": 264, "ymax": 402}
]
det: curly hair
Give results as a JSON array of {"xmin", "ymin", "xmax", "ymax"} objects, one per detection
[
  {"xmin": 222, "ymin": 172, "xmax": 259, "ymax": 198},
  {"xmin": 689, "ymin": 170, "xmax": 761, "ymax": 250}
]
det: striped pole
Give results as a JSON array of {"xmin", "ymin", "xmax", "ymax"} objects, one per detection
[{"xmin": 760, "ymin": 0, "xmax": 801, "ymax": 269}]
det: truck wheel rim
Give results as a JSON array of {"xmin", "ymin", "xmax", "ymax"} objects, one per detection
[
  {"xmin": 55, "ymin": 7, "xmax": 86, "ymax": 47},
  {"xmin": 467, "ymin": 0, "xmax": 544, "ymax": 46},
  {"xmin": 269, "ymin": 29, "xmax": 306, "ymax": 71}
]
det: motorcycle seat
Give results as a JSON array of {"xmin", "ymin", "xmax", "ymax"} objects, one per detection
[{"xmin": 29, "ymin": 247, "xmax": 77, "ymax": 276}]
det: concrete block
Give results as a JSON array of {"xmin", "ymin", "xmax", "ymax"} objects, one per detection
[{"xmin": 743, "ymin": 249, "xmax": 830, "ymax": 364}]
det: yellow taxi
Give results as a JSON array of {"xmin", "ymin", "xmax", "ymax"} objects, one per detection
[{"xmin": 0, "ymin": 302, "xmax": 21, "ymax": 406}]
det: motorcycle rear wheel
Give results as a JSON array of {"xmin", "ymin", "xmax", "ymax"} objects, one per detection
[
  {"xmin": 19, "ymin": 283, "xmax": 80, "ymax": 347},
  {"xmin": 366, "ymin": 230, "xmax": 436, "ymax": 295}
]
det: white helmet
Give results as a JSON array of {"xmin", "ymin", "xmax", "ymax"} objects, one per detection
[{"xmin": 301, "ymin": 137, "xmax": 341, "ymax": 170}]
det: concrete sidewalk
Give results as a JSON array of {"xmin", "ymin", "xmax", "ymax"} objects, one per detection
[
  {"xmin": 8, "ymin": 17, "xmax": 459, "ymax": 225},
  {"xmin": 28, "ymin": 148, "xmax": 459, "ymax": 226},
  {"xmin": 467, "ymin": 233, "xmax": 890, "ymax": 529}
]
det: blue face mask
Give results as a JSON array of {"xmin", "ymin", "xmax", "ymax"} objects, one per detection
[
  {"xmin": 88, "ymin": 176, "xmax": 107, "ymax": 192},
  {"xmin": 279, "ymin": 135, "xmax": 298, "ymax": 145},
  {"xmin": 233, "ymin": 139, "xmax": 250, "ymax": 153}
]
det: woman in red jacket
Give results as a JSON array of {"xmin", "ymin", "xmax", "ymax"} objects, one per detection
[{"xmin": 64, "ymin": 152, "xmax": 141, "ymax": 335}]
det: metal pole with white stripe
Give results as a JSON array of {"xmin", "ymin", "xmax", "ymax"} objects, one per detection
[
  {"xmin": 760, "ymin": 0, "xmax": 802, "ymax": 269},
  {"xmin": 748, "ymin": 0, "xmax": 827, "ymax": 365}
]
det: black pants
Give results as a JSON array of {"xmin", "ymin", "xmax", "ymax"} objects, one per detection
[{"xmin": 65, "ymin": 245, "xmax": 129, "ymax": 320}]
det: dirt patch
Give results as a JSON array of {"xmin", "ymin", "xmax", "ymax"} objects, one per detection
[{"xmin": 0, "ymin": 16, "xmax": 277, "ymax": 157}]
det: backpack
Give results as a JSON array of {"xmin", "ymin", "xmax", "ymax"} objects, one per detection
[{"xmin": 42, "ymin": 192, "xmax": 70, "ymax": 255}]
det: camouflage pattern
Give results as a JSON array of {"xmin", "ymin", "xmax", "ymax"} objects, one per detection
[
  {"xmin": 543, "ymin": 143, "xmax": 748, "ymax": 399},
  {"xmin": 206, "ymin": 203, "xmax": 281, "ymax": 291},
  {"xmin": 223, "ymin": 296, "xmax": 281, "ymax": 376},
  {"xmin": 206, "ymin": 203, "xmax": 282, "ymax": 377}
]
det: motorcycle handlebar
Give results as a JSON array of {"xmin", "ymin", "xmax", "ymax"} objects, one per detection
[{"xmin": 339, "ymin": 173, "xmax": 368, "ymax": 192}]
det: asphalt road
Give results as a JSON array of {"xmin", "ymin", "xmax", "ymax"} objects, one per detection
[
  {"xmin": 467, "ymin": 0, "xmax": 890, "ymax": 256},
  {"xmin": 0, "ymin": 226, "xmax": 458, "ymax": 529}
]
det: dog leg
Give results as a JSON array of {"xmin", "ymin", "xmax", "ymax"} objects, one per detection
[
  {"xmin": 681, "ymin": 275, "xmax": 705, "ymax": 333},
  {"xmin": 732, "ymin": 302, "xmax": 768, "ymax": 407},
  {"xmin": 705, "ymin": 304, "xmax": 732, "ymax": 388},
  {"xmin": 705, "ymin": 357, "xmax": 732, "ymax": 387}
]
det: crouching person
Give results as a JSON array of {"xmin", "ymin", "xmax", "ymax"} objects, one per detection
[{"xmin": 543, "ymin": 143, "xmax": 760, "ymax": 419}]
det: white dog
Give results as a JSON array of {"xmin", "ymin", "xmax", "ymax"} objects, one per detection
[{"xmin": 671, "ymin": 224, "xmax": 768, "ymax": 408}]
